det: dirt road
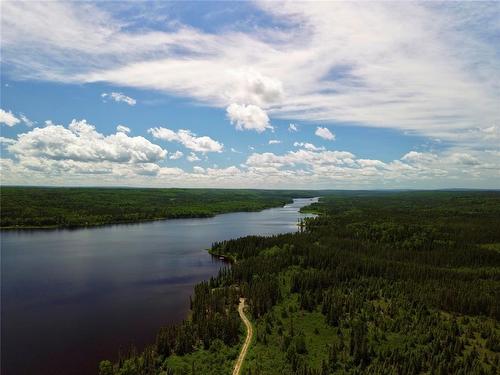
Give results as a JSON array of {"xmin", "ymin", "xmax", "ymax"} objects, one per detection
[{"xmin": 232, "ymin": 298, "xmax": 253, "ymax": 375}]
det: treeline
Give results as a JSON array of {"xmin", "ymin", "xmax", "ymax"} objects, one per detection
[
  {"xmin": 0, "ymin": 187, "xmax": 316, "ymax": 228},
  {"xmin": 100, "ymin": 191, "xmax": 500, "ymax": 374},
  {"xmin": 99, "ymin": 282, "xmax": 241, "ymax": 375}
]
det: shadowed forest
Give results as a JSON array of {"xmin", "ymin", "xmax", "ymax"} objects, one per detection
[{"xmin": 99, "ymin": 191, "xmax": 500, "ymax": 375}]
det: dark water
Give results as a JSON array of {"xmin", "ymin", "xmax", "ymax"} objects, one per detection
[{"xmin": 1, "ymin": 198, "xmax": 317, "ymax": 375}]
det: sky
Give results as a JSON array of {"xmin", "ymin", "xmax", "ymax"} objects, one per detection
[{"xmin": 1, "ymin": 1, "xmax": 499, "ymax": 189}]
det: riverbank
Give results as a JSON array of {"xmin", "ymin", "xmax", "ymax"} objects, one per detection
[
  {"xmin": 1, "ymin": 187, "xmax": 319, "ymax": 229},
  {"xmin": 117, "ymin": 191, "xmax": 500, "ymax": 375},
  {"xmin": 2, "ymin": 196, "xmax": 317, "ymax": 375},
  {"xmin": 209, "ymin": 197, "xmax": 321, "ymax": 262}
]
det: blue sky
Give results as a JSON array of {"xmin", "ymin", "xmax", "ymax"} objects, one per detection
[{"xmin": 1, "ymin": 1, "xmax": 499, "ymax": 189}]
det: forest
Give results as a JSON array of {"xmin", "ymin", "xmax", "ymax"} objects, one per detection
[
  {"xmin": 99, "ymin": 191, "xmax": 500, "ymax": 374},
  {"xmin": 0, "ymin": 187, "xmax": 316, "ymax": 228}
]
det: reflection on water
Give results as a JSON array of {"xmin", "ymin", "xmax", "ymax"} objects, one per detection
[{"xmin": 1, "ymin": 198, "xmax": 317, "ymax": 375}]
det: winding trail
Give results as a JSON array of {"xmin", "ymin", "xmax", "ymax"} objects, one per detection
[{"xmin": 233, "ymin": 298, "xmax": 253, "ymax": 375}]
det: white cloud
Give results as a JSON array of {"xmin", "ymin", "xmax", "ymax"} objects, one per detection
[
  {"xmin": 315, "ymin": 127, "xmax": 335, "ymax": 141},
  {"xmin": 0, "ymin": 109, "xmax": 20, "ymax": 127},
  {"xmin": 288, "ymin": 124, "xmax": 298, "ymax": 132},
  {"xmin": 293, "ymin": 142, "xmax": 325, "ymax": 151},
  {"xmin": 268, "ymin": 140, "xmax": 281, "ymax": 145},
  {"xmin": 226, "ymin": 103, "xmax": 272, "ymax": 133},
  {"xmin": 101, "ymin": 92, "xmax": 136, "ymax": 106},
  {"xmin": 226, "ymin": 68, "xmax": 284, "ymax": 106},
  {"xmin": 480, "ymin": 125, "xmax": 500, "ymax": 140},
  {"xmin": 401, "ymin": 151, "xmax": 437, "ymax": 164},
  {"xmin": 4, "ymin": 2, "xmax": 499, "ymax": 145},
  {"xmin": 448, "ymin": 152, "xmax": 480, "ymax": 166},
  {"xmin": 148, "ymin": 127, "xmax": 223, "ymax": 153},
  {"xmin": 0, "ymin": 136, "xmax": 16, "ymax": 145},
  {"xmin": 116, "ymin": 125, "xmax": 131, "ymax": 133},
  {"xmin": 1, "ymin": 2, "xmax": 500, "ymax": 188},
  {"xmin": 169, "ymin": 150, "xmax": 183, "ymax": 160},
  {"xmin": 187, "ymin": 152, "xmax": 200, "ymax": 162},
  {"xmin": 357, "ymin": 159, "xmax": 387, "ymax": 169},
  {"xmin": 246, "ymin": 149, "xmax": 355, "ymax": 169},
  {"xmin": 8, "ymin": 119, "xmax": 167, "ymax": 164},
  {"xmin": 1, "ymin": 143, "xmax": 498, "ymax": 188},
  {"xmin": 19, "ymin": 113, "xmax": 35, "ymax": 127}
]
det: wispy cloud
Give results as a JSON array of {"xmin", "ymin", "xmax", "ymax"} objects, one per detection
[
  {"xmin": 187, "ymin": 152, "xmax": 200, "ymax": 162},
  {"xmin": 2, "ymin": 2, "xmax": 498, "ymax": 144},
  {"xmin": 116, "ymin": 125, "xmax": 131, "ymax": 133},
  {"xmin": 1, "ymin": 2, "xmax": 499, "ymax": 189},
  {"xmin": 169, "ymin": 150, "xmax": 183, "ymax": 160},
  {"xmin": 19, "ymin": 113, "xmax": 36, "ymax": 127},
  {"xmin": 101, "ymin": 92, "xmax": 136, "ymax": 106}
]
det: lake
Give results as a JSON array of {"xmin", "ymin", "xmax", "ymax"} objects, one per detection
[{"xmin": 1, "ymin": 197, "xmax": 317, "ymax": 375}]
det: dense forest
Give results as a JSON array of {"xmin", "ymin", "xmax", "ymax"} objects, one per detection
[
  {"xmin": 98, "ymin": 191, "xmax": 500, "ymax": 374},
  {"xmin": 0, "ymin": 187, "xmax": 316, "ymax": 228}
]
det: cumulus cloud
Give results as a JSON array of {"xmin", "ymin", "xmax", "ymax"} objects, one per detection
[
  {"xmin": 288, "ymin": 124, "xmax": 298, "ymax": 132},
  {"xmin": 101, "ymin": 92, "xmax": 136, "ymax": 106},
  {"xmin": 116, "ymin": 125, "xmax": 131, "ymax": 133},
  {"xmin": 246, "ymin": 149, "xmax": 355, "ymax": 169},
  {"xmin": 8, "ymin": 119, "xmax": 167, "ymax": 164},
  {"xmin": 315, "ymin": 127, "xmax": 335, "ymax": 141},
  {"xmin": 268, "ymin": 140, "xmax": 281, "ymax": 145},
  {"xmin": 401, "ymin": 151, "xmax": 437, "ymax": 164},
  {"xmin": 1, "ymin": 144, "xmax": 498, "ymax": 188},
  {"xmin": 227, "ymin": 68, "xmax": 284, "ymax": 106},
  {"xmin": 0, "ymin": 109, "xmax": 20, "ymax": 127},
  {"xmin": 239, "ymin": 146, "xmax": 498, "ymax": 188},
  {"xmin": 0, "ymin": 136, "xmax": 17, "ymax": 145},
  {"xmin": 2, "ymin": 2, "xmax": 500, "ymax": 188},
  {"xmin": 169, "ymin": 150, "xmax": 183, "ymax": 160},
  {"xmin": 226, "ymin": 103, "xmax": 272, "ymax": 133},
  {"xmin": 148, "ymin": 127, "xmax": 223, "ymax": 153},
  {"xmin": 293, "ymin": 142, "xmax": 325, "ymax": 151}
]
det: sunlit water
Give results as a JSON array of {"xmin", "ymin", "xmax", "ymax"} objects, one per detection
[{"xmin": 1, "ymin": 198, "xmax": 317, "ymax": 375}]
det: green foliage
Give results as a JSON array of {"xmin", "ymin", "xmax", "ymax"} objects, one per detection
[
  {"xmin": 0, "ymin": 187, "xmax": 315, "ymax": 228},
  {"xmin": 100, "ymin": 191, "xmax": 500, "ymax": 374}
]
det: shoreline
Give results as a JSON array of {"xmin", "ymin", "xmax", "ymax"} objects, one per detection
[
  {"xmin": 0, "ymin": 200, "xmax": 297, "ymax": 231},
  {"xmin": 207, "ymin": 197, "xmax": 321, "ymax": 262},
  {"xmin": 2, "ymin": 197, "xmax": 321, "ymax": 231}
]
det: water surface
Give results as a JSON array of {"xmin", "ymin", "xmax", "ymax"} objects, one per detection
[{"xmin": 1, "ymin": 198, "xmax": 317, "ymax": 375}]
